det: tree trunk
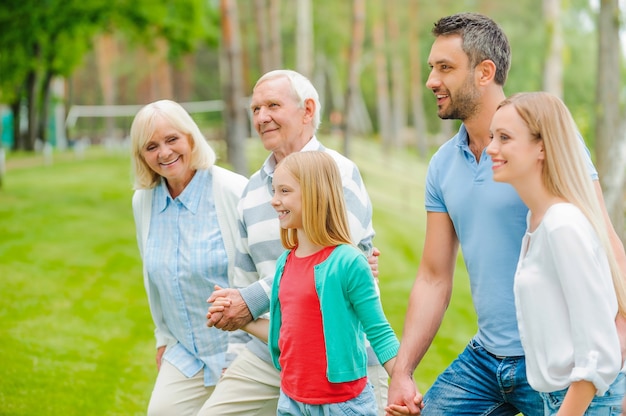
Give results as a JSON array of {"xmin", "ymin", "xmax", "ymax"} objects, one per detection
[
  {"xmin": 542, "ymin": 0, "xmax": 563, "ymax": 97},
  {"xmin": 386, "ymin": 0, "xmax": 407, "ymax": 149},
  {"xmin": 10, "ymin": 98, "xmax": 22, "ymax": 151},
  {"xmin": 595, "ymin": 0, "xmax": 625, "ymax": 242},
  {"xmin": 95, "ymin": 34, "xmax": 117, "ymax": 140},
  {"xmin": 26, "ymin": 67, "xmax": 38, "ymax": 151},
  {"xmin": 172, "ymin": 55, "xmax": 195, "ymax": 102},
  {"xmin": 342, "ymin": 0, "xmax": 365, "ymax": 158},
  {"xmin": 295, "ymin": 0, "xmax": 313, "ymax": 79},
  {"xmin": 220, "ymin": 0, "xmax": 248, "ymax": 175},
  {"xmin": 153, "ymin": 38, "xmax": 173, "ymax": 100},
  {"xmin": 268, "ymin": 0, "xmax": 282, "ymax": 70},
  {"xmin": 408, "ymin": 0, "xmax": 428, "ymax": 157},
  {"xmin": 254, "ymin": 0, "xmax": 272, "ymax": 74},
  {"xmin": 38, "ymin": 70, "xmax": 53, "ymax": 144},
  {"xmin": 371, "ymin": 3, "xmax": 392, "ymax": 150}
]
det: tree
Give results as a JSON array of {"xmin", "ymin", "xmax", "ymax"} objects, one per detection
[
  {"xmin": 254, "ymin": 0, "xmax": 273, "ymax": 74},
  {"xmin": 342, "ymin": 0, "xmax": 366, "ymax": 157},
  {"xmin": 0, "ymin": 0, "xmax": 218, "ymax": 151},
  {"xmin": 408, "ymin": 0, "xmax": 428, "ymax": 157},
  {"xmin": 386, "ymin": 0, "xmax": 407, "ymax": 149},
  {"xmin": 0, "ymin": 0, "xmax": 112, "ymax": 150},
  {"xmin": 295, "ymin": 0, "xmax": 314, "ymax": 79},
  {"xmin": 269, "ymin": 0, "xmax": 283, "ymax": 70},
  {"xmin": 220, "ymin": 0, "xmax": 248, "ymax": 175},
  {"xmin": 95, "ymin": 34, "xmax": 119, "ymax": 141},
  {"xmin": 370, "ymin": 0, "xmax": 392, "ymax": 150},
  {"xmin": 542, "ymin": 0, "xmax": 564, "ymax": 97},
  {"xmin": 595, "ymin": 0, "xmax": 625, "ymax": 242}
]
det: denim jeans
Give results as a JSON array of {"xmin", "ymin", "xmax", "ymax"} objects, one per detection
[
  {"xmin": 422, "ymin": 338, "xmax": 544, "ymax": 415},
  {"xmin": 276, "ymin": 383, "xmax": 377, "ymax": 416},
  {"xmin": 541, "ymin": 372, "xmax": 625, "ymax": 415}
]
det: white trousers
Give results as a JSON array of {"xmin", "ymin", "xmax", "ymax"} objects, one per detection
[{"xmin": 147, "ymin": 359, "xmax": 215, "ymax": 416}]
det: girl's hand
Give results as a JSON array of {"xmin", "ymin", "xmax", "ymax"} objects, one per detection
[
  {"xmin": 385, "ymin": 403, "xmax": 422, "ymax": 416},
  {"xmin": 206, "ymin": 297, "xmax": 232, "ymax": 325}
]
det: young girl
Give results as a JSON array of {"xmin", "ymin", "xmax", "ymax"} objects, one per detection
[
  {"xmin": 234, "ymin": 150, "xmax": 403, "ymax": 415},
  {"xmin": 487, "ymin": 92, "xmax": 626, "ymax": 415}
]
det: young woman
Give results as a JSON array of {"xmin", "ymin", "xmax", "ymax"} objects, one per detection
[
  {"xmin": 487, "ymin": 91, "xmax": 626, "ymax": 415},
  {"xmin": 227, "ymin": 150, "xmax": 403, "ymax": 415},
  {"xmin": 130, "ymin": 99, "xmax": 247, "ymax": 415}
]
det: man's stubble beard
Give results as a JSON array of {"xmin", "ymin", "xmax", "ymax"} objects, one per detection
[{"xmin": 439, "ymin": 77, "xmax": 481, "ymax": 122}]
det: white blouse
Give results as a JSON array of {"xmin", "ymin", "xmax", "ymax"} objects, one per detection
[{"xmin": 514, "ymin": 203, "xmax": 622, "ymax": 395}]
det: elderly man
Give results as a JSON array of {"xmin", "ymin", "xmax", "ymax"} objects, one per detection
[{"xmin": 198, "ymin": 69, "xmax": 388, "ymax": 416}]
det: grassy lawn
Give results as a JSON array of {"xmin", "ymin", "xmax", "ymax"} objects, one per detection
[{"xmin": 0, "ymin": 137, "xmax": 475, "ymax": 415}]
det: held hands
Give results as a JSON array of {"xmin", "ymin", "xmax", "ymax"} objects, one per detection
[
  {"xmin": 206, "ymin": 285, "xmax": 253, "ymax": 331},
  {"xmin": 385, "ymin": 374, "xmax": 425, "ymax": 416},
  {"xmin": 209, "ymin": 297, "xmax": 232, "ymax": 311}
]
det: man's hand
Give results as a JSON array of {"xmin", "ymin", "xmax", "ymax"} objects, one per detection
[
  {"xmin": 369, "ymin": 246, "xmax": 381, "ymax": 279},
  {"xmin": 206, "ymin": 285, "xmax": 253, "ymax": 331},
  {"xmin": 386, "ymin": 373, "xmax": 424, "ymax": 416}
]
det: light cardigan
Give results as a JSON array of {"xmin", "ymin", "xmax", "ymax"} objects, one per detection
[
  {"xmin": 268, "ymin": 244, "xmax": 399, "ymax": 383},
  {"xmin": 514, "ymin": 203, "xmax": 622, "ymax": 395},
  {"xmin": 132, "ymin": 165, "xmax": 247, "ymax": 348}
]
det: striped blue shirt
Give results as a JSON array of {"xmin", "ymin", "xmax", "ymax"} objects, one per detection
[{"xmin": 144, "ymin": 169, "xmax": 228, "ymax": 386}]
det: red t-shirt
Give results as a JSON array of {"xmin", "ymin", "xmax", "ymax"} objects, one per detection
[{"xmin": 278, "ymin": 246, "xmax": 367, "ymax": 404}]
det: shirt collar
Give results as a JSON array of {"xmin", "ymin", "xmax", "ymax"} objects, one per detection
[
  {"xmin": 260, "ymin": 136, "xmax": 322, "ymax": 180},
  {"xmin": 453, "ymin": 124, "xmax": 470, "ymax": 149},
  {"xmin": 154, "ymin": 169, "xmax": 208, "ymax": 214},
  {"xmin": 453, "ymin": 123, "xmax": 483, "ymax": 161}
]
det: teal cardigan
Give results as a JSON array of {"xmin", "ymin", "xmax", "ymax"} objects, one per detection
[{"xmin": 268, "ymin": 244, "xmax": 399, "ymax": 383}]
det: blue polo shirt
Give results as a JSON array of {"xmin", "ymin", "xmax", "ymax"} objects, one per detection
[{"xmin": 425, "ymin": 124, "xmax": 597, "ymax": 356}]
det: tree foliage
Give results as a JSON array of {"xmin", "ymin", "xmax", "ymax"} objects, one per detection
[
  {"xmin": 0, "ymin": 0, "xmax": 623, "ymax": 161},
  {"xmin": 0, "ymin": 0, "xmax": 218, "ymax": 150}
]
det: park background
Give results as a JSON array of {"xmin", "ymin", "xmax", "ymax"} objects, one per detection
[{"xmin": 1, "ymin": 0, "xmax": 625, "ymax": 414}]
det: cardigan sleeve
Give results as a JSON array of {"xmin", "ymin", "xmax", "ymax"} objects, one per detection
[
  {"xmin": 211, "ymin": 166, "xmax": 250, "ymax": 363},
  {"xmin": 211, "ymin": 165, "xmax": 248, "ymax": 287},
  {"xmin": 344, "ymin": 250, "xmax": 399, "ymax": 366}
]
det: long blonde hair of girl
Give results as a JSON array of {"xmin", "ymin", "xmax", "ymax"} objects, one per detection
[
  {"xmin": 277, "ymin": 151, "xmax": 353, "ymax": 250},
  {"xmin": 500, "ymin": 91, "xmax": 626, "ymax": 316}
]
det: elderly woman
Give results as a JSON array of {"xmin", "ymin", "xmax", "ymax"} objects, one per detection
[{"xmin": 130, "ymin": 99, "xmax": 247, "ymax": 416}]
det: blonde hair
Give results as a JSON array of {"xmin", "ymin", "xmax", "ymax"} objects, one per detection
[
  {"xmin": 130, "ymin": 99, "xmax": 216, "ymax": 189},
  {"xmin": 499, "ymin": 92, "xmax": 626, "ymax": 315},
  {"xmin": 276, "ymin": 151, "xmax": 352, "ymax": 249}
]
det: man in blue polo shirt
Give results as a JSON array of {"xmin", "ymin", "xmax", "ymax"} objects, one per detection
[{"xmin": 386, "ymin": 12, "xmax": 626, "ymax": 416}]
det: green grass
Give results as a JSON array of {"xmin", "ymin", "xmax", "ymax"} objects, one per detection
[{"xmin": 0, "ymin": 138, "xmax": 475, "ymax": 414}]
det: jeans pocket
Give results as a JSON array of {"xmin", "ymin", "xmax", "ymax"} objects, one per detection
[{"xmin": 541, "ymin": 390, "xmax": 565, "ymax": 415}]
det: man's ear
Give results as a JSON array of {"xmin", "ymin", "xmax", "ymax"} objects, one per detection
[
  {"xmin": 303, "ymin": 98, "xmax": 316, "ymax": 123},
  {"xmin": 476, "ymin": 59, "xmax": 497, "ymax": 86}
]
